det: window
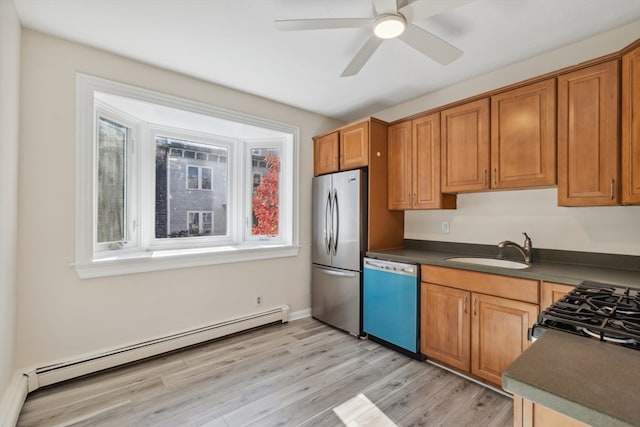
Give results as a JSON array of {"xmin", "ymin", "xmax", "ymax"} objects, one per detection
[
  {"xmin": 186, "ymin": 166, "xmax": 213, "ymax": 190},
  {"xmin": 187, "ymin": 211, "xmax": 213, "ymax": 236},
  {"xmin": 75, "ymin": 74, "xmax": 299, "ymax": 278}
]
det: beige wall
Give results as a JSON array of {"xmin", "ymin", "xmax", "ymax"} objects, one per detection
[
  {"xmin": 375, "ymin": 20, "xmax": 640, "ymax": 256},
  {"xmin": 15, "ymin": 29, "xmax": 342, "ymax": 368},
  {"xmin": 0, "ymin": 0, "xmax": 21, "ymax": 398}
]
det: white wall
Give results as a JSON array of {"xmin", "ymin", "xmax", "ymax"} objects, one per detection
[
  {"xmin": 375, "ymin": 20, "xmax": 640, "ymax": 256},
  {"xmin": 0, "ymin": 0, "xmax": 21, "ymax": 400},
  {"xmin": 15, "ymin": 29, "xmax": 342, "ymax": 368}
]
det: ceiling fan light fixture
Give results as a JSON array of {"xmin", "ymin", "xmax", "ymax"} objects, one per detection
[{"xmin": 374, "ymin": 14, "xmax": 406, "ymax": 39}]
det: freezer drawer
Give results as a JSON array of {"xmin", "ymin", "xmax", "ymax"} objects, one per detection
[
  {"xmin": 363, "ymin": 258, "xmax": 419, "ymax": 353},
  {"xmin": 311, "ymin": 265, "xmax": 361, "ymax": 336}
]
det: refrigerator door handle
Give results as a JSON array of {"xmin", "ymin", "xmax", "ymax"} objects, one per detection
[
  {"xmin": 317, "ymin": 267, "xmax": 357, "ymax": 278},
  {"xmin": 332, "ymin": 189, "xmax": 339, "ymax": 256},
  {"xmin": 325, "ymin": 190, "xmax": 332, "ymax": 255}
]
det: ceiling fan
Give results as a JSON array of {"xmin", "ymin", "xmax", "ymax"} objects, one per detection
[{"xmin": 275, "ymin": 0, "xmax": 472, "ymax": 77}]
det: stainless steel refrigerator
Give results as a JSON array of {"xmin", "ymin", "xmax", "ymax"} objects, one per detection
[{"xmin": 311, "ymin": 169, "xmax": 367, "ymax": 336}]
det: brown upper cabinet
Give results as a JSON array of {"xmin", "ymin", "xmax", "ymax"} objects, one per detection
[
  {"xmin": 491, "ymin": 78, "xmax": 556, "ymax": 189},
  {"xmin": 441, "ymin": 80, "xmax": 556, "ymax": 194},
  {"xmin": 313, "ymin": 120, "xmax": 369, "ymax": 176},
  {"xmin": 340, "ymin": 121, "xmax": 369, "ymax": 171},
  {"xmin": 388, "ymin": 114, "xmax": 456, "ymax": 210},
  {"xmin": 313, "ymin": 131, "xmax": 339, "ymax": 176},
  {"xmin": 312, "ymin": 118, "xmax": 404, "ymax": 250},
  {"xmin": 441, "ymin": 98, "xmax": 490, "ymax": 193},
  {"xmin": 558, "ymin": 60, "xmax": 620, "ymax": 206},
  {"xmin": 622, "ymin": 45, "xmax": 640, "ymax": 205}
]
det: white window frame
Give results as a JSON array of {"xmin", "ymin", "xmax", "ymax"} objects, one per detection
[
  {"xmin": 244, "ymin": 139, "xmax": 290, "ymax": 242},
  {"xmin": 147, "ymin": 125, "xmax": 236, "ymax": 250},
  {"xmin": 75, "ymin": 74, "xmax": 300, "ymax": 278},
  {"xmin": 93, "ymin": 106, "xmax": 140, "ymax": 252}
]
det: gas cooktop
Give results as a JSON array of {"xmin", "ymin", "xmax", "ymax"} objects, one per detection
[{"xmin": 530, "ymin": 280, "xmax": 640, "ymax": 350}]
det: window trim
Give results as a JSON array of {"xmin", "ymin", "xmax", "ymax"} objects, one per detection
[{"xmin": 75, "ymin": 73, "xmax": 300, "ymax": 278}]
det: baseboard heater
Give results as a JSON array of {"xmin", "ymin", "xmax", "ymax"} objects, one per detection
[{"xmin": 27, "ymin": 305, "xmax": 290, "ymax": 392}]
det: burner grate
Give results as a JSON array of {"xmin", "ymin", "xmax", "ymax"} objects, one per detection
[{"xmin": 535, "ymin": 280, "xmax": 640, "ymax": 349}]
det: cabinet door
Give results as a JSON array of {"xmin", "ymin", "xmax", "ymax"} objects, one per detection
[
  {"xmin": 622, "ymin": 45, "xmax": 640, "ymax": 204},
  {"xmin": 441, "ymin": 98, "xmax": 490, "ymax": 193},
  {"xmin": 516, "ymin": 398, "xmax": 590, "ymax": 427},
  {"xmin": 340, "ymin": 121, "xmax": 369, "ymax": 170},
  {"xmin": 540, "ymin": 281, "xmax": 574, "ymax": 311},
  {"xmin": 491, "ymin": 78, "xmax": 556, "ymax": 189},
  {"xmin": 558, "ymin": 60, "xmax": 620, "ymax": 206},
  {"xmin": 414, "ymin": 113, "xmax": 456, "ymax": 209},
  {"xmin": 388, "ymin": 121, "xmax": 412, "ymax": 210},
  {"xmin": 471, "ymin": 293, "xmax": 538, "ymax": 386},
  {"xmin": 313, "ymin": 132, "xmax": 339, "ymax": 176},
  {"xmin": 421, "ymin": 282, "xmax": 471, "ymax": 372}
]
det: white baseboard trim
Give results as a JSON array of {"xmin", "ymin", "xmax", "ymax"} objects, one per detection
[
  {"xmin": 289, "ymin": 308, "xmax": 311, "ymax": 321},
  {"xmin": 28, "ymin": 305, "xmax": 290, "ymax": 391},
  {"xmin": 0, "ymin": 372, "xmax": 28, "ymax": 427}
]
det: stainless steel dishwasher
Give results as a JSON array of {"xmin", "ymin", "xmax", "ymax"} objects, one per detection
[{"xmin": 363, "ymin": 257, "xmax": 421, "ymax": 358}]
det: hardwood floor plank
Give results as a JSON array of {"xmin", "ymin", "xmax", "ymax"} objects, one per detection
[
  {"xmin": 222, "ymin": 357, "xmax": 369, "ymax": 426},
  {"xmin": 245, "ymin": 350, "xmax": 411, "ymax": 427},
  {"xmin": 16, "ymin": 319, "xmax": 514, "ymax": 427},
  {"xmin": 439, "ymin": 387, "xmax": 513, "ymax": 427}
]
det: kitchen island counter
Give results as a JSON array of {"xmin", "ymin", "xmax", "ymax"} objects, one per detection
[{"xmin": 502, "ymin": 329, "xmax": 640, "ymax": 427}]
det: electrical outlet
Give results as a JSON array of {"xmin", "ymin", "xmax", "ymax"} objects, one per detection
[
  {"xmin": 257, "ymin": 296, "xmax": 262, "ymax": 305},
  {"xmin": 441, "ymin": 221, "xmax": 450, "ymax": 234}
]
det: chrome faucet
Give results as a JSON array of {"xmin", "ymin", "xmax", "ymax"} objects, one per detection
[{"xmin": 498, "ymin": 232, "xmax": 533, "ymax": 264}]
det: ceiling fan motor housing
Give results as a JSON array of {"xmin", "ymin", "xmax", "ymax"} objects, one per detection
[{"xmin": 374, "ymin": 13, "xmax": 406, "ymax": 39}]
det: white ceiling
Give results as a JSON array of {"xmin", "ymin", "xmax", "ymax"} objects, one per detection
[{"xmin": 13, "ymin": 0, "xmax": 640, "ymax": 122}]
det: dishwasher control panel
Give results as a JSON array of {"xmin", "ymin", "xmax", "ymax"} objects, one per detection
[{"xmin": 363, "ymin": 257, "xmax": 417, "ymax": 276}]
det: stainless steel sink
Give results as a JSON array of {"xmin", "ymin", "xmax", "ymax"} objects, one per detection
[{"xmin": 445, "ymin": 257, "xmax": 530, "ymax": 269}]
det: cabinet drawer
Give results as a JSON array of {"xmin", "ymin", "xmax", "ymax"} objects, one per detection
[{"xmin": 421, "ymin": 265, "xmax": 539, "ymax": 304}]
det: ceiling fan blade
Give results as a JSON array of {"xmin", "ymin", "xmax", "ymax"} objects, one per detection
[
  {"xmin": 400, "ymin": 0, "xmax": 474, "ymax": 23},
  {"xmin": 373, "ymin": 0, "xmax": 398, "ymax": 14},
  {"xmin": 341, "ymin": 36, "xmax": 384, "ymax": 77},
  {"xmin": 274, "ymin": 18, "xmax": 373, "ymax": 31},
  {"xmin": 398, "ymin": 24, "xmax": 463, "ymax": 65}
]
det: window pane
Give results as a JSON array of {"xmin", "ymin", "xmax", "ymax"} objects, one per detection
[
  {"xmin": 251, "ymin": 148, "xmax": 279, "ymax": 237},
  {"xmin": 202, "ymin": 212, "xmax": 213, "ymax": 234},
  {"xmin": 187, "ymin": 166, "xmax": 199, "ymax": 189},
  {"xmin": 97, "ymin": 117, "xmax": 126, "ymax": 244},
  {"xmin": 155, "ymin": 137, "xmax": 228, "ymax": 239},
  {"xmin": 188, "ymin": 212, "xmax": 200, "ymax": 236},
  {"xmin": 201, "ymin": 167, "xmax": 212, "ymax": 190}
]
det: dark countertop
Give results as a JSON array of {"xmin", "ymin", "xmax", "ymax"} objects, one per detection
[
  {"xmin": 365, "ymin": 245, "xmax": 640, "ymax": 288},
  {"xmin": 502, "ymin": 330, "xmax": 640, "ymax": 427}
]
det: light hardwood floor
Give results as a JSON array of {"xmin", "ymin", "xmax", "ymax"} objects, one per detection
[{"xmin": 17, "ymin": 318, "xmax": 513, "ymax": 427}]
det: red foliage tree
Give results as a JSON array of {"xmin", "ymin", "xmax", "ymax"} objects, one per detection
[{"xmin": 252, "ymin": 152, "xmax": 279, "ymax": 236}]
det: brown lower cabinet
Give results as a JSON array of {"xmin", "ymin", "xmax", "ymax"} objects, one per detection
[
  {"xmin": 540, "ymin": 281, "xmax": 575, "ymax": 310},
  {"xmin": 420, "ymin": 265, "xmax": 539, "ymax": 388},
  {"xmin": 514, "ymin": 396, "xmax": 590, "ymax": 427}
]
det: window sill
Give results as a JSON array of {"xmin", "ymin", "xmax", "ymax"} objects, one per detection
[{"xmin": 74, "ymin": 244, "xmax": 300, "ymax": 279}]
